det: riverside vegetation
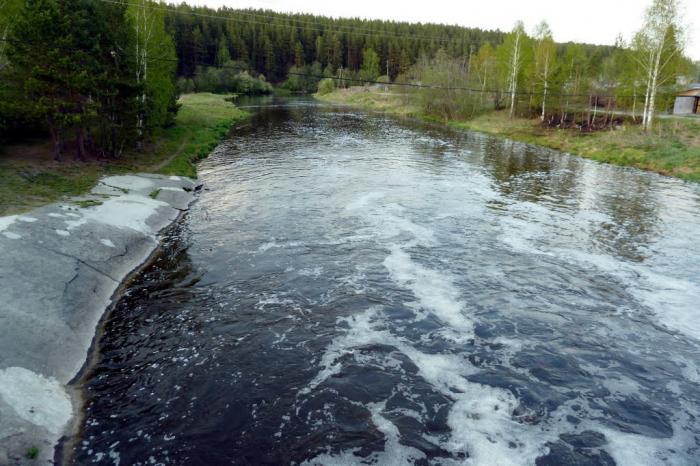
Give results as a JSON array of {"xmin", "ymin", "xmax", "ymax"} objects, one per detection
[
  {"xmin": 314, "ymin": 0, "xmax": 700, "ymax": 181},
  {"xmin": 0, "ymin": 93, "xmax": 247, "ymax": 215},
  {"xmin": 317, "ymin": 87, "xmax": 700, "ymax": 182}
]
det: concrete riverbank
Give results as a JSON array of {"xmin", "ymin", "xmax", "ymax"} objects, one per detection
[{"xmin": 0, "ymin": 174, "xmax": 199, "ymax": 465}]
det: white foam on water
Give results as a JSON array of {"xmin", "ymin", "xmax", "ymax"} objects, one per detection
[
  {"xmin": 302, "ymin": 308, "xmax": 558, "ymax": 465},
  {"xmin": 632, "ymin": 269, "xmax": 700, "ymax": 341},
  {"xmin": 0, "ymin": 215, "xmax": 17, "ymax": 232},
  {"xmin": 17, "ymin": 216, "xmax": 38, "ymax": 223},
  {"xmin": 0, "ymin": 367, "xmax": 72, "ymax": 435},
  {"xmin": 373, "ymin": 206, "xmax": 436, "ymax": 246},
  {"xmin": 2, "ymin": 232, "xmax": 21, "ymax": 240},
  {"xmin": 554, "ymin": 247, "xmax": 700, "ymax": 341},
  {"xmin": 55, "ymin": 229, "xmax": 70, "ymax": 237},
  {"xmin": 257, "ymin": 239, "xmax": 303, "ymax": 252},
  {"xmin": 497, "ymin": 196, "xmax": 700, "ymax": 342},
  {"xmin": 346, "ymin": 192, "xmax": 385, "ymax": 211},
  {"xmin": 298, "ymin": 267, "xmax": 323, "ymax": 277},
  {"xmin": 545, "ymin": 398, "xmax": 700, "ymax": 466},
  {"xmin": 258, "ymin": 241, "xmax": 277, "ymax": 252},
  {"xmin": 383, "ymin": 245, "xmax": 473, "ymax": 341},
  {"xmin": 307, "ymin": 401, "xmax": 427, "ymax": 466}
]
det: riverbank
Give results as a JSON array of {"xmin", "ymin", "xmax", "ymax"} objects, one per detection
[
  {"xmin": 0, "ymin": 93, "xmax": 249, "ymax": 216},
  {"xmin": 0, "ymin": 174, "xmax": 198, "ymax": 465},
  {"xmin": 317, "ymin": 87, "xmax": 700, "ymax": 182},
  {"xmin": 0, "ymin": 93, "xmax": 246, "ymax": 464}
]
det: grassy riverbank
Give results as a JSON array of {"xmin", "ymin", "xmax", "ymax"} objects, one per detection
[
  {"xmin": 0, "ymin": 93, "xmax": 248, "ymax": 215},
  {"xmin": 318, "ymin": 87, "xmax": 700, "ymax": 182}
]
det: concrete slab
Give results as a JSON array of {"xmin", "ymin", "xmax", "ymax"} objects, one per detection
[{"xmin": 0, "ymin": 174, "xmax": 197, "ymax": 465}]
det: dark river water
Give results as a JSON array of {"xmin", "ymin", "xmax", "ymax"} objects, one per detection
[{"xmin": 71, "ymin": 97, "xmax": 700, "ymax": 466}]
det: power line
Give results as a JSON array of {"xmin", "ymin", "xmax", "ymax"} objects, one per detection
[
  {"xmin": 0, "ymin": 37, "xmax": 674, "ymax": 99},
  {"xmin": 97, "ymin": 0, "xmax": 497, "ymax": 47},
  {"xmin": 164, "ymin": 56, "xmax": 675, "ymax": 99}
]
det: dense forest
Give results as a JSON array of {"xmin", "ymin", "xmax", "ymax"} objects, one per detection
[
  {"xmin": 163, "ymin": 3, "xmax": 505, "ymax": 83},
  {"xmin": 1, "ymin": 0, "xmax": 697, "ymax": 159}
]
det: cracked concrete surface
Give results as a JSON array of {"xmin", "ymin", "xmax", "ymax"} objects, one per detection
[{"xmin": 0, "ymin": 174, "xmax": 199, "ymax": 465}]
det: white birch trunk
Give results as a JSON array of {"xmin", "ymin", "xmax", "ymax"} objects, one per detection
[
  {"xmin": 641, "ymin": 59, "xmax": 653, "ymax": 129},
  {"xmin": 134, "ymin": 0, "xmax": 153, "ymax": 137},
  {"xmin": 508, "ymin": 30, "xmax": 521, "ymax": 119},
  {"xmin": 645, "ymin": 46, "xmax": 663, "ymax": 132},
  {"xmin": 540, "ymin": 57, "xmax": 549, "ymax": 121}
]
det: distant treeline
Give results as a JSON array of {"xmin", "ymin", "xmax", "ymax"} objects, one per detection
[
  {"xmin": 163, "ymin": 3, "xmax": 506, "ymax": 82},
  {"xmin": 1, "ymin": 0, "xmax": 696, "ymax": 158}
]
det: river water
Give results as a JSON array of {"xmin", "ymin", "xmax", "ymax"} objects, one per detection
[{"xmin": 71, "ymin": 98, "xmax": 700, "ymax": 465}]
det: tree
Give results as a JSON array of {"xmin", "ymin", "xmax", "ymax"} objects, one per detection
[
  {"xmin": 560, "ymin": 43, "xmax": 590, "ymax": 121},
  {"xmin": 0, "ymin": 0, "xmax": 22, "ymax": 69},
  {"xmin": 216, "ymin": 36, "xmax": 230, "ymax": 67},
  {"xmin": 498, "ymin": 21, "xmax": 528, "ymax": 118},
  {"xmin": 128, "ymin": 0, "xmax": 178, "ymax": 138},
  {"xmin": 360, "ymin": 47, "xmax": 380, "ymax": 82},
  {"xmin": 472, "ymin": 43, "xmax": 498, "ymax": 109},
  {"xmin": 7, "ymin": 0, "xmax": 89, "ymax": 160},
  {"xmin": 4, "ymin": 0, "xmax": 177, "ymax": 159},
  {"xmin": 532, "ymin": 21, "xmax": 557, "ymax": 120},
  {"xmin": 632, "ymin": 0, "xmax": 686, "ymax": 132},
  {"xmin": 293, "ymin": 40, "xmax": 304, "ymax": 67}
]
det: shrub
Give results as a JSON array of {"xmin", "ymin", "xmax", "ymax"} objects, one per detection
[{"xmin": 317, "ymin": 78, "xmax": 336, "ymax": 95}]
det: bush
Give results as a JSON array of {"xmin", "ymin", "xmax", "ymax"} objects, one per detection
[
  {"xmin": 177, "ymin": 77, "xmax": 195, "ymax": 94},
  {"xmin": 317, "ymin": 78, "xmax": 335, "ymax": 95},
  {"xmin": 192, "ymin": 61, "xmax": 273, "ymax": 95},
  {"xmin": 282, "ymin": 63, "xmax": 323, "ymax": 94}
]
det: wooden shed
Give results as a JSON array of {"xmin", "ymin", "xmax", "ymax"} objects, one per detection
[{"xmin": 673, "ymin": 84, "xmax": 700, "ymax": 115}]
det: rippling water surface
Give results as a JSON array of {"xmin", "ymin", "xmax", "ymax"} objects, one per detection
[{"xmin": 72, "ymin": 97, "xmax": 700, "ymax": 465}]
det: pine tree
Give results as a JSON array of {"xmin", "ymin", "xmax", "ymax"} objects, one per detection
[{"xmin": 360, "ymin": 47, "xmax": 380, "ymax": 82}]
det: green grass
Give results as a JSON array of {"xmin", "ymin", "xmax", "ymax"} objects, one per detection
[
  {"xmin": 155, "ymin": 93, "xmax": 248, "ymax": 178},
  {"xmin": 149, "ymin": 188, "xmax": 161, "ymax": 199},
  {"xmin": 0, "ymin": 93, "xmax": 248, "ymax": 215},
  {"xmin": 318, "ymin": 87, "xmax": 700, "ymax": 182},
  {"xmin": 317, "ymin": 87, "xmax": 420, "ymax": 116},
  {"xmin": 452, "ymin": 113, "xmax": 700, "ymax": 182},
  {"xmin": 26, "ymin": 446, "xmax": 39, "ymax": 460},
  {"xmin": 73, "ymin": 199, "xmax": 104, "ymax": 208}
]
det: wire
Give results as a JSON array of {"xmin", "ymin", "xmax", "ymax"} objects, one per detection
[
  {"xmin": 171, "ymin": 57, "xmax": 676, "ymax": 99},
  {"xmin": 96, "ymin": 0, "xmax": 498, "ymax": 47},
  {"xmin": 0, "ymin": 37, "xmax": 674, "ymax": 99}
]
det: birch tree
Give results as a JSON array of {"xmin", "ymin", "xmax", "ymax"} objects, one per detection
[
  {"xmin": 0, "ymin": 0, "xmax": 22, "ymax": 69},
  {"xmin": 632, "ymin": 0, "xmax": 686, "ymax": 132},
  {"xmin": 128, "ymin": 0, "xmax": 177, "ymax": 137},
  {"xmin": 472, "ymin": 43, "xmax": 497, "ymax": 109},
  {"xmin": 532, "ymin": 21, "xmax": 557, "ymax": 121},
  {"xmin": 498, "ymin": 21, "xmax": 527, "ymax": 118},
  {"xmin": 560, "ymin": 44, "xmax": 589, "ymax": 122}
]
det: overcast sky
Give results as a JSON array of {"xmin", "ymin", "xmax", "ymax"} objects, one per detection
[{"xmin": 188, "ymin": 0, "xmax": 700, "ymax": 60}]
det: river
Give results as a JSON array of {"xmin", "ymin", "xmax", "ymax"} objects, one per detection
[{"xmin": 70, "ymin": 97, "xmax": 700, "ymax": 465}]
